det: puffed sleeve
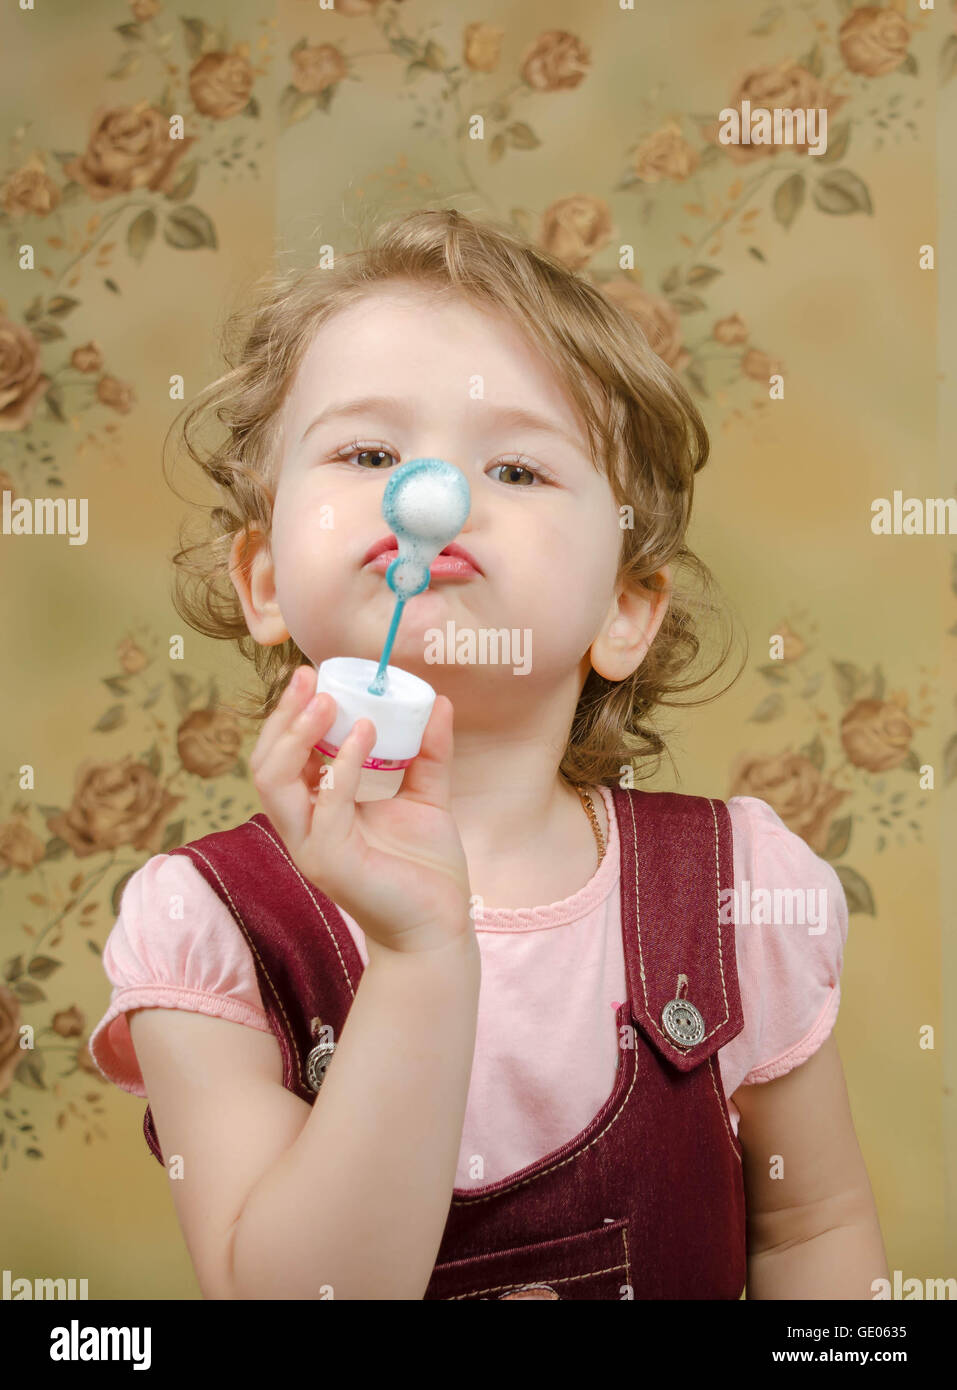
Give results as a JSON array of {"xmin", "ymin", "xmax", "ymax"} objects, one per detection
[
  {"xmin": 88, "ymin": 853, "xmax": 271, "ymax": 1096},
  {"xmin": 718, "ymin": 796, "xmax": 849, "ymax": 1099}
]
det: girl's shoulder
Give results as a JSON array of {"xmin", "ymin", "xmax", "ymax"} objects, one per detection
[
  {"xmin": 720, "ymin": 796, "xmax": 849, "ymax": 1089},
  {"xmin": 88, "ymin": 852, "xmax": 269, "ymax": 1096}
]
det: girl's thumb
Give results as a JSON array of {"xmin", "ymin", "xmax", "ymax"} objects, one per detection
[{"xmin": 396, "ymin": 695, "xmax": 453, "ymax": 806}]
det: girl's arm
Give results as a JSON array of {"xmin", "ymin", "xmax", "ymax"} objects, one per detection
[
  {"xmin": 128, "ymin": 927, "xmax": 481, "ymax": 1300},
  {"xmin": 732, "ymin": 1033, "xmax": 890, "ymax": 1299}
]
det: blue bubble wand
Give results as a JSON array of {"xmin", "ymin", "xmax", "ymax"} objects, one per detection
[{"xmin": 368, "ymin": 459, "xmax": 471, "ymax": 696}]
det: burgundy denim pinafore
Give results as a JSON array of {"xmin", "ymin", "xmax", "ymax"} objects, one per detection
[{"xmin": 143, "ymin": 788, "xmax": 748, "ymax": 1300}]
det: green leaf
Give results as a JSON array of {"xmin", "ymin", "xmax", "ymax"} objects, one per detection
[
  {"xmin": 489, "ymin": 132, "xmax": 506, "ymax": 163},
  {"xmin": 756, "ymin": 662, "xmax": 790, "ymax": 684},
  {"xmin": 279, "ymin": 84, "xmax": 316, "ymax": 129},
  {"xmin": 749, "ymin": 692, "xmax": 785, "ymax": 723},
  {"xmin": 171, "ymin": 672, "xmax": 195, "ymax": 715},
  {"xmin": 898, "ymin": 51, "xmax": 917, "ymax": 77},
  {"xmin": 108, "ymin": 52, "xmax": 141, "ymax": 81},
  {"xmin": 46, "ymin": 295, "xmax": 80, "ymax": 318},
  {"xmin": 685, "ymin": 264, "xmax": 722, "ymax": 287},
  {"xmin": 799, "ymin": 732, "xmax": 826, "ymax": 770},
  {"xmin": 14, "ymin": 1053, "xmax": 46, "ymax": 1090},
  {"xmin": 102, "ymin": 675, "xmax": 131, "ymax": 697},
  {"xmin": 161, "ymin": 818, "xmax": 187, "ymax": 852},
  {"xmin": 823, "ymin": 815, "xmax": 852, "ymax": 861},
  {"xmin": 13, "ymin": 979, "xmax": 46, "ymax": 1003},
  {"xmin": 32, "ymin": 321, "xmax": 66, "ymax": 343},
  {"xmin": 833, "ymin": 863, "xmax": 876, "ymax": 915},
  {"xmin": 831, "ymin": 659, "xmax": 865, "ymax": 706},
  {"xmin": 163, "ymin": 204, "xmax": 217, "ymax": 251},
  {"xmin": 506, "ymin": 122, "xmax": 541, "ymax": 150},
  {"xmin": 817, "ymin": 120, "xmax": 850, "ymax": 165},
  {"xmin": 772, "ymin": 173, "xmax": 805, "ymax": 230},
  {"xmin": 180, "ymin": 17, "xmax": 213, "ymax": 60},
  {"xmin": 43, "ymin": 837, "xmax": 71, "ymax": 861},
  {"xmin": 127, "ymin": 207, "xmax": 157, "ymax": 262},
  {"xmin": 27, "ymin": 956, "xmax": 61, "ymax": 980},
  {"xmin": 659, "ymin": 264, "xmax": 683, "ymax": 293},
  {"xmin": 94, "ymin": 704, "xmax": 126, "ymax": 733},
  {"xmin": 812, "ymin": 169, "xmax": 873, "ymax": 216},
  {"xmin": 666, "ymin": 291, "xmax": 707, "ymax": 314}
]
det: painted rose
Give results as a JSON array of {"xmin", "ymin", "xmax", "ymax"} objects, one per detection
[
  {"xmin": 189, "ymin": 52, "xmax": 255, "ymax": 120},
  {"xmin": 772, "ymin": 621, "xmax": 806, "ymax": 662},
  {"xmin": 839, "ymin": 5, "xmax": 912, "ymax": 77},
  {"xmin": 463, "ymin": 22, "xmax": 504, "ymax": 73},
  {"xmin": 539, "ymin": 195, "xmax": 612, "ymax": 270},
  {"xmin": 598, "ymin": 279, "xmax": 691, "ymax": 372},
  {"xmin": 703, "ymin": 60, "xmax": 847, "ymax": 165},
  {"xmin": 96, "ymin": 376, "xmax": 135, "ymax": 413},
  {"xmin": 633, "ymin": 123, "xmax": 700, "ymax": 182},
  {"xmin": 63, "ymin": 103, "xmax": 196, "ymax": 201},
  {"xmin": 1, "ymin": 160, "xmax": 61, "ymax": 218},
  {"xmin": 520, "ymin": 30, "xmax": 590, "ymax": 91},
  {"xmin": 177, "ymin": 707, "xmax": 243, "ymax": 777},
  {"xmin": 728, "ymin": 752, "xmax": 848, "ymax": 855},
  {"xmin": 0, "ymin": 985, "xmax": 21, "ymax": 1094},
  {"xmin": 742, "ymin": 348, "xmax": 784, "ymax": 383},
  {"xmin": 840, "ymin": 697, "xmax": 913, "ymax": 772},
  {"xmin": 53, "ymin": 1006, "xmax": 85, "ymax": 1039},
  {"xmin": 0, "ymin": 818, "xmax": 47, "ymax": 871},
  {"xmin": 45, "ymin": 757, "xmax": 183, "ymax": 858},
  {"xmin": 0, "ymin": 315, "xmax": 50, "ymax": 432},
  {"xmin": 291, "ymin": 44, "xmax": 347, "ymax": 95},
  {"xmin": 117, "ymin": 636, "xmax": 148, "ymax": 674},
  {"xmin": 71, "ymin": 342, "xmax": 103, "ymax": 374},
  {"xmin": 131, "ymin": 0, "xmax": 161, "ymax": 19},
  {"xmin": 713, "ymin": 313, "xmax": 748, "ymax": 345}
]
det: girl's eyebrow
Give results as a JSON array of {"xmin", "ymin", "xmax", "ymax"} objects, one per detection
[{"xmin": 297, "ymin": 393, "xmax": 584, "ymax": 453}]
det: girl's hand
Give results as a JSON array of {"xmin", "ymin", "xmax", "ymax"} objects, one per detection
[{"xmin": 249, "ymin": 666, "xmax": 474, "ymax": 955}]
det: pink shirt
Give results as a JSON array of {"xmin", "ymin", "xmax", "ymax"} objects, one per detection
[{"xmin": 90, "ymin": 792, "xmax": 847, "ymax": 1187}]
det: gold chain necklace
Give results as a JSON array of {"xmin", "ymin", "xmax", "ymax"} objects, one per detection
[{"xmin": 574, "ymin": 783, "xmax": 606, "ymax": 865}]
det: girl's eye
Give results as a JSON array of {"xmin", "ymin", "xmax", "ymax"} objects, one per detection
[
  {"xmin": 332, "ymin": 444, "xmax": 555, "ymax": 485},
  {"xmin": 333, "ymin": 443, "xmax": 397, "ymax": 469},
  {"xmin": 489, "ymin": 456, "xmax": 554, "ymax": 486}
]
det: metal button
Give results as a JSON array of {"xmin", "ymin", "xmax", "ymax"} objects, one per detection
[
  {"xmin": 498, "ymin": 1284, "xmax": 561, "ymax": 1299},
  {"xmin": 661, "ymin": 997, "xmax": 705, "ymax": 1048},
  {"xmin": 305, "ymin": 1041, "xmax": 335, "ymax": 1092}
]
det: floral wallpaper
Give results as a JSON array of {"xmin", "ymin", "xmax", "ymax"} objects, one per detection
[{"xmin": 0, "ymin": 0, "xmax": 953, "ymax": 1296}]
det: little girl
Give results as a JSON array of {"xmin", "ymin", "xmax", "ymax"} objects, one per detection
[{"xmin": 90, "ymin": 208, "xmax": 888, "ymax": 1300}]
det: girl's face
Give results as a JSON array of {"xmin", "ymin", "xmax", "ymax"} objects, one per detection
[{"xmin": 248, "ymin": 286, "xmax": 656, "ymax": 709}]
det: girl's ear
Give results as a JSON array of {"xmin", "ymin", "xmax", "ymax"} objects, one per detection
[
  {"xmin": 589, "ymin": 566, "xmax": 671, "ymax": 682},
  {"xmin": 229, "ymin": 524, "xmax": 291, "ymax": 646}
]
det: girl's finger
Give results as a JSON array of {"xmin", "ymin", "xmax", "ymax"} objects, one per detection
[
  {"xmin": 256, "ymin": 689, "xmax": 338, "ymax": 843},
  {"xmin": 311, "ymin": 717, "xmax": 376, "ymax": 841},
  {"xmin": 395, "ymin": 696, "xmax": 453, "ymax": 809},
  {"xmin": 249, "ymin": 666, "xmax": 315, "ymax": 774}
]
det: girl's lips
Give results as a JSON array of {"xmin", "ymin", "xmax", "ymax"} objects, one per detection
[{"xmin": 365, "ymin": 549, "xmax": 479, "ymax": 580}]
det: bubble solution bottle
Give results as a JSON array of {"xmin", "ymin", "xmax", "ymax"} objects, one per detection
[{"xmin": 312, "ymin": 458, "xmax": 471, "ymax": 801}]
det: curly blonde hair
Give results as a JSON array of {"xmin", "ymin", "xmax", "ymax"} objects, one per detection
[{"xmin": 165, "ymin": 207, "xmax": 743, "ymax": 788}]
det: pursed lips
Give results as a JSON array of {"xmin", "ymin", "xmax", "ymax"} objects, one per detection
[{"xmin": 362, "ymin": 534, "xmax": 483, "ymax": 575}]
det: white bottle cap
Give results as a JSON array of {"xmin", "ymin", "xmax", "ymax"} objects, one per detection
[{"xmin": 312, "ymin": 658, "xmax": 436, "ymax": 770}]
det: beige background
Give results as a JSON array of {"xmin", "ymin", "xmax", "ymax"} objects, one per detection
[{"xmin": 0, "ymin": 0, "xmax": 953, "ymax": 1298}]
